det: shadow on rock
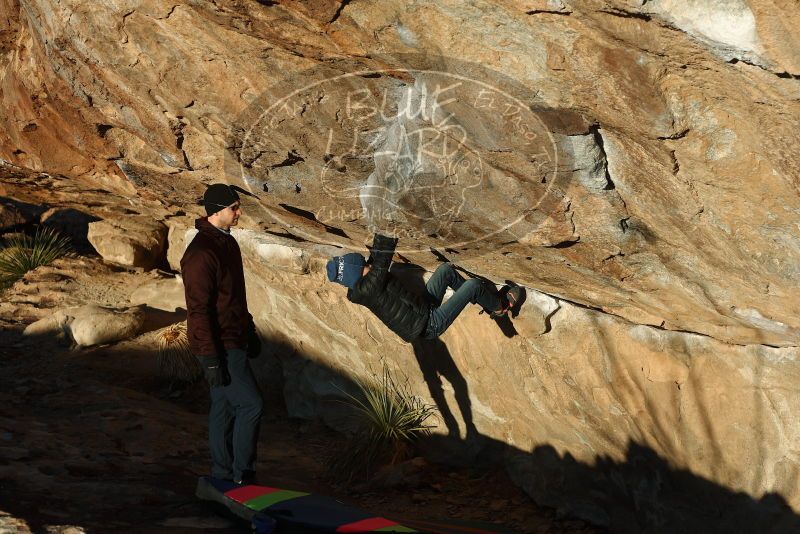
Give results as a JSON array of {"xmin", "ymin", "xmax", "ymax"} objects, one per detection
[
  {"xmin": 41, "ymin": 207, "xmax": 101, "ymax": 254},
  {"xmin": 139, "ymin": 305, "xmax": 186, "ymax": 333},
  {"xmin": 4, "ymin": 324, "xmax": 799, "ymax": 534},
  {"xmin": 411, "ymin": 337, "xmax": 483, "ymax": 465},
  {"xmin": 505, "ymin": 441, "xmax": 800, "ymax": 533}
]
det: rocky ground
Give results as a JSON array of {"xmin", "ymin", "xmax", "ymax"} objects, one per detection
[{"xmin": 0, "ymin": 253, "xmax": 598, "ymax": 534}]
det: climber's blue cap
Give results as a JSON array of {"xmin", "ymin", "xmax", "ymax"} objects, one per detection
[{"xmin": 326, "ymin": 253, "xmax": 366, "ymax": 289}]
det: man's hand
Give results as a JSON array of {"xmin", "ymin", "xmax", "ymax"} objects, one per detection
[
  {"xmin": 247, "ymin": 329, "xmax": 262, "ymax": 359},
  {"xmin": 372, "ymin": 233, "xmax": 399, "ymax": 252},
  {"xmin": 199, "ymin": 355, "xmax": 230, "ymax": 387}
]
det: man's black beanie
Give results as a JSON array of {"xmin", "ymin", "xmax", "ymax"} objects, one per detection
[{"xmin": 203, "ymin": 184, "xmax": 240, "ymax": 216}]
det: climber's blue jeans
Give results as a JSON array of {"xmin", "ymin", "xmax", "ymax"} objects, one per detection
[
  {"xmin": 423, "ymin": 263, "xmax": 501, "ymax": 339},
  {"xmin": 209, "ymin": 347, "xmax": 263, "ymax": 482}
]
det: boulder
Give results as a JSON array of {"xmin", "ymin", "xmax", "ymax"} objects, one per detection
[
  {"xmin": 87, "ymin": 216, "xmax": 167, "ymax": 269},
  {"xmin": 129, "ymin": 275, "xmax": 186, "ymax": 312},
  {"xmin": 22, "ymin": 308, "xmax": 74, "ymax": 338},
  {"xmin": 23, "ymin": 304, "xmax": 145, "ymax": 346}
]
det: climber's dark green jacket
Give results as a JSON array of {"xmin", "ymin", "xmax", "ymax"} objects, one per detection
[{"xmin": 347, "ymin": 234, "xmax": 431, "ymax": 342}]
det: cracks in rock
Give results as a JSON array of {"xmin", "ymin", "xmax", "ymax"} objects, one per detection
[
  {"xmin": 158, "ymin": 5, "xmax": 179, "ymax": 20},
  {"xmin": 584, "ymin": 124, "xmax": 634, "ymax": 236},
  {"xmin": 429, "ymin": 248, "xmax": 450, "ymax": 263},
  {"xmin": 443, "ymin": 261, "xmax": 788, "ymax": 348},
  {"xmin": 602, "ymin": 251, "xmax": 625, "ymax": 263},
  {"xmin": 120, "ymin": 9, "xmax": 135, "ymax": 44},
  {"xmin": 171, "ymin": 119, "xmax": 193, "ymax": 171},
  {"xmin": 657, "ymin": 129, "xmax": 690, "ymax": 140},
  {"xmin": 279, "ymin": 203, "xmax": 348, "ymax": 238},
  {"xmin": 536, "ymin": 286, "xmax": 792, "ymax": 349},
  {"xmin": 264, "ymin": 229, "xmax": 306, "ymax": 242},
  {"xmin": 666, "ymin": 150, "xmax": 679, "ymax": 174},
  {"xmin": 728, "ymin": 58, "xmax": 800, "ymax": 80},
  {"xmin": 146, "ymin": 88, "xmax": 194, "ymax": 171},
  {"xmin": 329, "ymin": 0, "xmax": 352, "ymax": 25},
  {"xmin": 589, "ymin": 125, "xmax": 615, "ymax": 191},
  {"xmin": 658, "ymin": 132, "xmax": 704, "ymax": 219},
  {"xmin": 526, "ymin": 9, "xmax": 571, "ymax": 16},
  {"xmin": 598, "ymin": 9, "xmax": 652, "ymax": 21}
]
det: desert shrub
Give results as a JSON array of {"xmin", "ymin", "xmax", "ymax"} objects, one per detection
[
  {"xmin": 0, "ymin": 226, "xmax": 72, "ymax": 289},
  {"xmin": 156, "ymin": 322, "xmax": 202, "ymax": 383},
  {"xmin": 328, "ymin": 365, "xmax": 437, "ymax": 480}
]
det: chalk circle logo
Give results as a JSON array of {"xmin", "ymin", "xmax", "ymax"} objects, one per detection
[{"xmin": 226, "ymin": 56, "xmax": 560, "ymax": 254}]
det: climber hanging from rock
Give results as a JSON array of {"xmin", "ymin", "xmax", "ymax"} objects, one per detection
[{"xmin": 326, "ymin": 233, "xmax": 522, "ymax": 342}]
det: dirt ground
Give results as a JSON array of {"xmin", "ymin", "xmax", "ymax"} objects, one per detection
[{"xmin": 0, "ymin": 255, "xmax": 600, "ymax": 534}]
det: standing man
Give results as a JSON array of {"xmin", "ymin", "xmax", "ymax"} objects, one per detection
[{"xmin": 181, "ymin": 183, "xmax": 263, "ymax": 485}]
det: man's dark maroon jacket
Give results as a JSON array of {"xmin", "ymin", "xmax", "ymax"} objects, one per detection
[{"xmin": 181, "ymin": 217, "xmax": 254, "ymax": 358}]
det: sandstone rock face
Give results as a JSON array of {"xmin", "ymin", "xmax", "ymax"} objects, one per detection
[
  {"xmin": 643, "ymin": 0, "xmax": 800, "ymax": 74},
  {"xmin": 87, "ymin": 216, "xmax": 167, "ymax": 269},
  {"xmin": 2, "ymin": 0, "xmax": 797, "ymax": 346},
  {"xmin": 173, "ymin": 222, "xmax": 800, "ymax": 530},
  {"xmin": 23, "ymin": 304, "xmax": 145, "ymax": 346},
  {"xmin": 4, "ymin": 0, "xmax": 800, "ymax": 529},
  {"xmin": 165, "ymin": 215, "xmax": 197, "ymax": 271}
]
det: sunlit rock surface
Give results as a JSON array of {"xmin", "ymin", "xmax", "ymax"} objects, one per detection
[{"xmin": 2, "ymin": 0, "xmax": 800, "ymax": 529}]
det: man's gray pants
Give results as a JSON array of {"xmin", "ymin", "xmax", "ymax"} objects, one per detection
[
  {"xmin": 209, "ymin": 347, "xmax": 263, "ymax": 482},
  {"xmin": 423, "ymin": 263, "xmax": 501, "ymax": 338}
]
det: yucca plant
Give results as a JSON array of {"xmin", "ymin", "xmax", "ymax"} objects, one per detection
[
  {"xmin": 328, "ymin": 365, "xmax": 437, "ymax": 480},
  {"xmin": 0, "ymin": 226, "xmax": 72, "ymax": 289},
  {"xmin": 156, "ymin": 322, "xmax": 202, "ymax": 383}
]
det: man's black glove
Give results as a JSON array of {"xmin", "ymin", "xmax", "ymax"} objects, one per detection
[
  {"xmin": 246, "ymin": 328, "xmax": 262, "ymax": 359},
  {"xmin": 371, "ymin": 234, "xmax": 398, "ymax": 254},
  {"xmin": 199, "ymin": 355, "xmax": 230, "ymax": 387}
]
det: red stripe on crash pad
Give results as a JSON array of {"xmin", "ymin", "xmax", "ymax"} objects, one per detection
[
  {"xmin": 224, "ymin": 485, "xmax": 280, "ymax": 503},
  {"xmin": 337, "ymin": 517, "xmax": 400, "ymax": 532}
]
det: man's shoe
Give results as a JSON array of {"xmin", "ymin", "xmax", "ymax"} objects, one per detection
[
  {"xmin": 234, "ymin": 473, "xmax": 258, "ymax": 486},
  {"xmin": 490, "ymin": 284, "xmax": 522, "ymax": 319}
]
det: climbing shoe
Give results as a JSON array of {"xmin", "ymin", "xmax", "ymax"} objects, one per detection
[{"xmin": 489, "ymin": 283, "xmax": 522, "ymax": 319}]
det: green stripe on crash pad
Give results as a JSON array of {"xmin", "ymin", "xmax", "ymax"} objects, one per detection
[
  {"xmin": 337, "ymin": 517, "xmax": 418, "ymax": 532},
  {"xmin": 244, "ymin": 489, "xmax": 310, "ymax": 510}
]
